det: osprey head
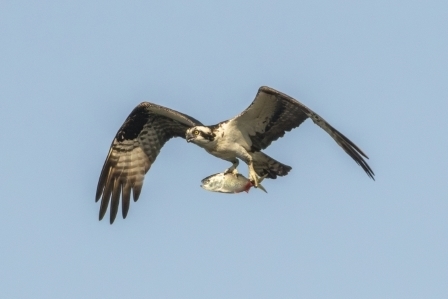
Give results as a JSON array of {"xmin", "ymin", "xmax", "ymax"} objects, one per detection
[{"xmin": 186, "ymin": 126, "xmax": 215, "ymax": 145}]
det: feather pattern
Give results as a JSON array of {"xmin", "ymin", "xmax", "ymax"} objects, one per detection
[
  {"xmin": 96, "ymin": 102, "xmax": 202, "ymax": 224},
  {"xmin": 96, "ymin": 86, "xmax": 374, "ymax": 224},
  {"xmin": 230, "ymin": 86, "xmax": 374, "ymax": 179}
]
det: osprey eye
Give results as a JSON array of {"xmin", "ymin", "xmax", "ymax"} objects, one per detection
[{"xmin": 194, "ymin": 130, "xmax": 199, "ymax": 135}]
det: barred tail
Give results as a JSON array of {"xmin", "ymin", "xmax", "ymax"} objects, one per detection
[{"xmin": 252, "ymin": 152, "xmax": 292, "ymax": 179}]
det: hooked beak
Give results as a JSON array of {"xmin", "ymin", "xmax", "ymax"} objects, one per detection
[{"xmin": 186, "ymin": 136, "xmax": 194, "ymax": 143}]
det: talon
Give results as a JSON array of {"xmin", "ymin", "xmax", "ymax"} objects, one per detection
[
  {"xmin": 250, "ymin": 174, "xmax": 260, "ymax": 187},
  {"xmin": 224, "ymin": 160, "xmax": 239, "ymax": 176},
  {"xmin": 248, "ymin": 162, "xmax": 262, "ymax": 188},
  {"xmin": 250, "ymin": 175, "xmax": 268, "ymax": 193},
  {"xmin": 224, "ymin": 167, "xmax": 238, "ymax": 175},
  {"xmin": 253, "ymin": 179, "xmax": 259, "ymax": 187}
]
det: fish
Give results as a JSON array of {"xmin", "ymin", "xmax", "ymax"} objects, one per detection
[{"xmin": 201, "ymin": 172, "xmax": 267, "ymax": 194}]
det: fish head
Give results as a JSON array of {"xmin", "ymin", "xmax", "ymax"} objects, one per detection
[
  {"xmin": 186, "ymin": 126, "xmax": 216, "ymax": 146},
  {"xmin": 200, "ymin": 173, "xmax": 224, "ymax": 191},
  {"xmin": 201, "ymin": 173, "xmax": 251, "ymax": 193}
]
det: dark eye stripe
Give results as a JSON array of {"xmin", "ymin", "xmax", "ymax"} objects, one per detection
[{"xmin": 199, "ymin": 131, "xmax": 215, "ymax": 141}]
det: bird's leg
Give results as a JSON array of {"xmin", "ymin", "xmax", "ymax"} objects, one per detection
[
  {"xmin": 248, "ymin": 161, "xmax": 260, "ymax": 187},
  {"xmin": 224, "ymin": 159, "xmax": 239, "ymax": 176}
]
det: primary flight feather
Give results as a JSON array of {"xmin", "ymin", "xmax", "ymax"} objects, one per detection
[{"xmin": 96, "ymin": 86, "xmax": 374, "ymax": 223}]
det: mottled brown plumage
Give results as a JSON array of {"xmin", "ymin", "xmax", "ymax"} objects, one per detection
[
  {"xmin": 95, "ymin": 103, "xmax": 202, "ymax": 224},
  {"xmin": 232, "ymin": 87, "xmax": 374, "ymax": 179}
]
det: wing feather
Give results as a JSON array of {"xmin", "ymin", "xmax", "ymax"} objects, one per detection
[
  {"xmin": 230, "ymin": 86, "xmax": 374, "ymax": 179},
  {"xmin": 96, "ymin": 102, "xmax": 202, "ymax": 224},
  {"xmin": 121, "ymin": 180, "xmax": 132, "ymax": 219}
]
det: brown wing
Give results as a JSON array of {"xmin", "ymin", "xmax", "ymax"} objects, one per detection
[
  {"xmin": 229, "ymin": 86, "xmax": 374, "ymax": 179},
  {"xmin": 96, "ymin": 102, "xmax": 202, "ymax": 224}
]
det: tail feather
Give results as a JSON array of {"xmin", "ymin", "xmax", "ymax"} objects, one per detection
[{"xmin": 252, "ymin": 152, "xmax": 292, "ymax": 179}]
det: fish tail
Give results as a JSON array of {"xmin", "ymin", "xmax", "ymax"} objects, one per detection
[
  {"xmin": 257, "ymin": 183, "xmax": 267, "ymax": 193},
  {"xmin": 258, "ymin": 174, "xmax": 268, "ymax": 183}
]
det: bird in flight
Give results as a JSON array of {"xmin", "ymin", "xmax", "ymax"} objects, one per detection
[{"xmin": 96, "ymin": 86, "xmax": 374, "ymax": 223}]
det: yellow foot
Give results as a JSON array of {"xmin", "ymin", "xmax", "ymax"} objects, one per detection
[
  {"xmin": 224, "ymin": 167, "xmax": 239, "ymax": 176},
  {"xmin": 249, "ymin": 173, "xmax": 259, "ymax": 187}
]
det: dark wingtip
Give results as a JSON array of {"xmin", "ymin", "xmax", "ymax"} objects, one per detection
[
  {"xmin": 99, "ymin": 208, "xmax": 105, "ymax": 221},
  {"xmin": 110, "ymin": 202, "xmax": 119, "ymax": 224},
  {"xmin": 98, "ymin": 193, "xmax": 111, "ymax": 222},
  {"xmin": 95, "ymin": 183, "xmax": 104, "ymax": 202},
  {"xmin": 359, "ymin": 156, "xmax": 375, "ymax": 180},
  {"xmin": 122, "ymin": 186, "xmax": 131, "ymax": 219},
  {"xmin": 122, "ymin": 201, "xmax": 130, "ymax": 219},
  {"xmin": 122, "ymin": 210, "xmax": 129, "ymax": 219},
  {"xmin": 330, "ymin": 127, "xmax": 375, "ymax": 181},
  {"xmin": 133, "ymin": 186, "xmax": 142, "ymax": 202},
  {"xmin": 358, "ymin": 153, "xmax": 375, "ymax": 180}
]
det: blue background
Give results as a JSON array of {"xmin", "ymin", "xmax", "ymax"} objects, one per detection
[{"xmin": 1, "ymin": 1, "xmax": 447, "ymax": 298}]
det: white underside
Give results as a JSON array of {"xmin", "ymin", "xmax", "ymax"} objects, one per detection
[{"xmin": 197, "ymin": 122, "xmax": 262, "ymax": 185}]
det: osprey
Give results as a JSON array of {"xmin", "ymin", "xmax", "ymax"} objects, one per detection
[{"xmin": 96, "ymin": 86, "xmax": 374, "ymax": 223}]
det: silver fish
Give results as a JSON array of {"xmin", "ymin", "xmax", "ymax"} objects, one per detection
[{"xmin": 201, "ymin": 172, "xmax": 267, "ymax": 193}]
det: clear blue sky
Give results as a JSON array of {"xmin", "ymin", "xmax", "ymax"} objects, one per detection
[{"xmin": 1, "ymin": 1, "xmax": 447, "ymax": 298}]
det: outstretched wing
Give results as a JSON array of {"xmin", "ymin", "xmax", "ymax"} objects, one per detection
[
  {"xmin": 229, "ymin": 86, "xmax": 374, "ymax": 179},
  {"xmin": 96, "ymin": 102, "xmax": 202, "ymax": 224}
]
